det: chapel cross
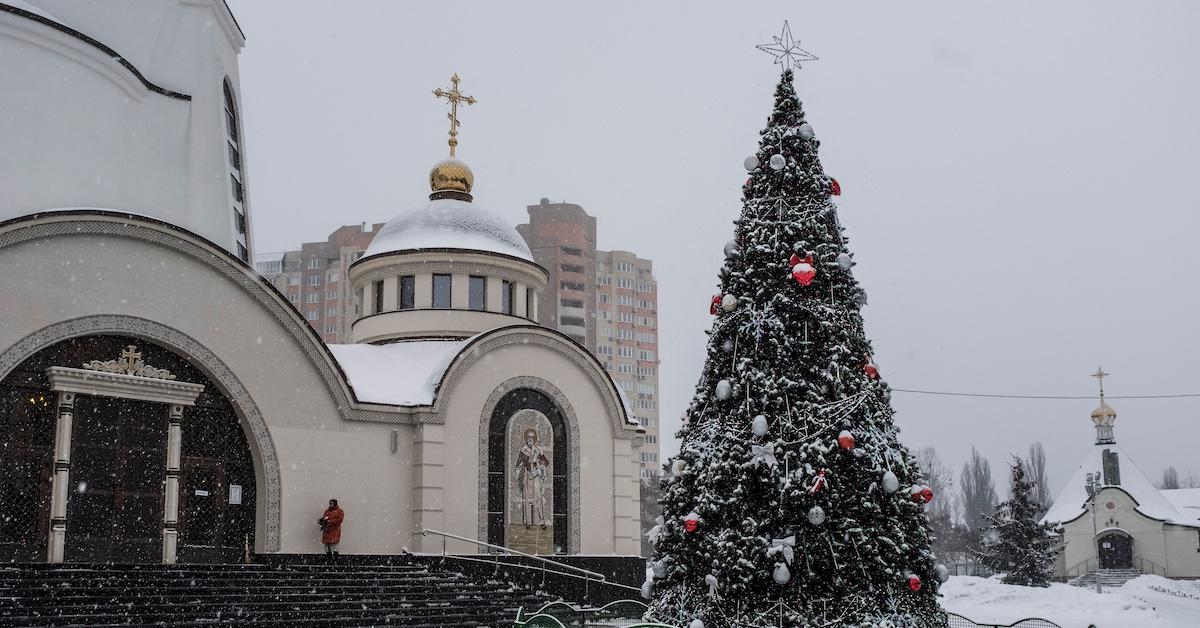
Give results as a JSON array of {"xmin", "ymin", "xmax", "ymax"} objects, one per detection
[
  {"xmin": 120, "ymin": 345, "xmax": 142, "ymax": 375},
  {"xmin": 432, "ymin": 73, "xmax": 476, "ymax": 157},
  {"xmin": 1091, "ymin": 366, "xmax": 1110, "ymax": 399}
]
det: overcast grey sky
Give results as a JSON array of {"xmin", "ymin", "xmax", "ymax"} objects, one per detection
[{"xmin": 230, "ymin": 1, "xmax": 1200, "ymax": 502}]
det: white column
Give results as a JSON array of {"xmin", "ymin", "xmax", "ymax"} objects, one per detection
[
  {"xmin": 46, "ymin": 391, "xmax": 75, "ymax": 563},
  {"xmin": 515, "ymin": 284, "xmax": 529, "ymax": 318},
  {"xmin": 411, "ymin": 423, "xmax": 446, "ymax": 552},
  {"xmin": 612, "ymin": 439, "xmax": 638, "ymax": 555},
  {"xmin": 451, "ymin": 273, "xmax": 468, "ymax": 310},
  {"xmin": 382, "ymin": 276, "xmax": 398, "ymax": 312},
  {"xmin": 415, "ymin": 274, "xmax": 433, "ymax": 309},
  {"xmin": 485, "ymin": 277, "xmax": 503, "ymax": 313},
  {"xmin": 162, "ymin": 403, "xmax": 183, "ymax": 564}
]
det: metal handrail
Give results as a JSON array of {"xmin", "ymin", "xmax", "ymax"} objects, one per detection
[
  {"xmin": 1134, "ymin": 555, "xmax": 1166, "ymax": 576},
  {"xmin": 1065, "ymin": 557, "xmax": 1095, "ymax": 577},
  {"xmin": 420, "ymin": 528, "xmax": 606, "ymax": 581}
]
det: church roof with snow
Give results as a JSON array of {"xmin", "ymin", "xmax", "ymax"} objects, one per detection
[
  {"xmin": 1041, "ymin": 442, "xmax": 1200, "ymax": 528},
  {"xmin": 362, "ymin": 198, "xmax": 532, "ymax": 263},
  {"xmin": 328, "ymin": 338, "xmax": 469, "ymax": 406}
]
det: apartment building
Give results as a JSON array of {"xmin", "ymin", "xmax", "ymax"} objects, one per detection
[
  {"xmin": 255, "ymin": 223, "xmax": 383, "ymax": 343},
  {"xmin": 517, "ymin": 200, "xmax": 661, "ymax": 480}
]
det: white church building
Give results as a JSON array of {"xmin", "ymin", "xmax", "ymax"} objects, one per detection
[
  {"xmin": 1042, "ymin": 377, "xmax": 1200, "ymax": 580},
  {"xmin": 0, "ymin": 0, "xmax": 644, "ymax": 564}
]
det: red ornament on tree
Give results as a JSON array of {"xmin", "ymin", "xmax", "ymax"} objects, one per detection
[
  {"xmin": 837, "ymin": 430, "xmax": 856, "ymax": 450},
  {"xmin": 809, "ymin": 469, "xmax": 828, "ymax": 495},
  {"xmin": 684, "ymin": 512, "xmax": 701, "ymax": 533},
  {"xmin": 907, "ymin": 574, "xmax": 922, "ymax": 592},
  {"xmin": 788, "ymin": 254, "xmax": 816, "ymax": 287},
  {"xmin": 829, "ymin": 177, "xmax": 842, "ymax": 196},
  {"xmin": 710, "ymin": 295, "xmax": 721, "ymax": 315},
  {"xmin": 920, "ymin": 485, "xmax": 934, "ymax": 504},
  {"xmin": 863, "ymin": 355, "xmax": 880, "ymax": 380}
]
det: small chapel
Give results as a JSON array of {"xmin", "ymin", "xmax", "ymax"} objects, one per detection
[
  {"xmin": 1041, "ymin": 371, "xmax": 1200, "ymax": 580},
  {"xmin": 0, "ymin": 0, "xmax": 643, "ymax": 565}
]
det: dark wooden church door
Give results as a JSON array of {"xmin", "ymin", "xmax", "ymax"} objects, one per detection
[
  {"xmin": 1098, "ymin": 532, "xmax": 1133, "ymax": 569},
  {"xmin": 64, "ymin": 396, "xmax": 167, "ymax": 563}
]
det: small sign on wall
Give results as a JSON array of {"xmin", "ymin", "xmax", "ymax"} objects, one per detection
[
  {"xmin": 229, "ymin": 484, "xmax": 242, "ymax": 505},
  {"xmin": 194, "ymin": 489, "xmax": 210, "ymax": 497}
]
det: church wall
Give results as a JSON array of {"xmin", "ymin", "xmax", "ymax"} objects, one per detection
[
  {"xmin": 1058, "ymin": 487, "xmax": 1200, "ymax": 578},
  {"xmin": 0, "ymin": 0, "xmax": 251, "ymax": 259},
  {"xmin": 0, "ymin": 228, "xmax": 412, "ymax": 555},
  {"xmin": 433, "ymin": 342, "xmax": 639, "ymax": 556}
]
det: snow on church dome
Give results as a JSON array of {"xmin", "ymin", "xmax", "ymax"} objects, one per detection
[{"xmin": 362, "ymin": 198, "xmax": 533, "ymax": 262}]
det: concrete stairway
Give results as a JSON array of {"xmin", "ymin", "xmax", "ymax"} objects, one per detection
[
  {"xmin": 0, "ymin": 562, "xmax": 555, "ymax": 627},
  {"xmin": 1068, "ymin": 568, "xmax": 1143, "ymax": 589}
]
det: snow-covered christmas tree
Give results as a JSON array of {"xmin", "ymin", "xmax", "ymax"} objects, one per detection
[
  {"xmin": 980, "ymin": 458, "xmax": 1062, "ymax": 587},
  {"xmin": 645, "ymin": 27, "xmax": 947, "ymax": 628}
]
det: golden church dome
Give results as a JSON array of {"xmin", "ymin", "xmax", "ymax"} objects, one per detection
[{"xmin": 429, "ymin": 158, "xmax": 474, "ymax": 199}]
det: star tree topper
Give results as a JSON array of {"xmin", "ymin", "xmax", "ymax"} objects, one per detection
[{"xmin": 756, "ymin": 21, "xmax": 818, "ymax": 72}]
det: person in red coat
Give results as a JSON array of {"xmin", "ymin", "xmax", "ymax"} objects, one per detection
[{"xmin": 319, "ymin": 499, "xmax": 344, "ymax": 562}]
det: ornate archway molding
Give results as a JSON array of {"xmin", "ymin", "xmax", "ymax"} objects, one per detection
[
  {"xmin": 0, "ymin": 315, "xmax": 283, "ymax": 552},
  {"xmin": 477, "ymin": 376, "xmax": 581, "ymax": 554}
]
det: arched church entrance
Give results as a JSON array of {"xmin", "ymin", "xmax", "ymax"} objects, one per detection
[
  {"xmin": 0, "ymin": 336, "xmax": 256, "ymax": 563},
  {"xmin": 486, "ymin": 389, "xmax": 568, "ymax": 555},
  {"xmin": 1097, "ymin": 531, "xmax": 1133, "ymax": 569}
]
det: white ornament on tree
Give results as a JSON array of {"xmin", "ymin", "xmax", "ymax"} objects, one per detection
[
  {"xmin": 641, "ymin": 579, "xmax": 653, "ymax": 599},
  {"xmin": 723, "ymin": 240, "xmax": 739, "ymax": 258},
  {"xmin": 721, "ymin": 294, "xmax": 737, "ymax": 312},
  {"xmin": 751, "ymin": 414, "xmax": 768, "ymax": 437},
  {"xmin": 652, "ymin": 560, "xmax": 667, "ymax": 579},
  {"xmin": 807, "ymin": 505, "xmax": 826, "ymax": 526},
  {"xmin": 715, "ymin": 379, "xmax": 733, "ymax": 401},
  {"xmin": 769, "ymin": 154, "xmax": 786, "ymax": 171},
  {"xmin": 689, "ymin": 620, "xmax": 705, "ymax": 628},
  {"xmin": 772, "ymin": 562, "xmax": 791, "ymax": 585},
  {"xmin": 671, "ymin": 459, "xmax": 686, "ymax": 477},
  {"xmin": 798, "ymin": 123, "xmax": 814, "ymax": 140},
  {"xmin": 721, "ymin": 338, "xmax": 735, "ymax": 353},
  {"xmin": 882, "ymin": 471, "xmax": 900, "ymax": 494},
  {"xmin": 836, "ymin": 252, "xmax": 853, "ymax": 271},
  {"xmin": 704, "ymin": 574, "xmax": 719, "ymax": 597},
  {"xmin": 743, "ymin": 155, "xmax": 759, "ymax": 171}
]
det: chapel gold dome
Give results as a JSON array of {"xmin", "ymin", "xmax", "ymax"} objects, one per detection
[{"xmin": 429, "ymin": 158, "xmax": 474, "ymax": 195}]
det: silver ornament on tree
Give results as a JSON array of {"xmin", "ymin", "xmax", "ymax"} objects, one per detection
[
  {"xmin": 743, "ymin": 155, "xmax": 760, "ymax": 171},
  {"xmin": 641, "ymin": 578, "xmax": 653, "ymax": 600},
  {"xmin": 769, "ymin": 154, "xmax": 786, "ymax": 171},
  {"xmin": 715, "ymin": 379, "xmax": 733, "ymax": 400},
  {"xmin": 652, "ymin": 560, "xmax": 667, "ymax": 579},
  {"xmin": 671, "ymin": 458, "xmax": 687, "ymax": 477},
  {"xmin": 723, "ymin": 240, "xmax": 739, "ymax": 258},
  {"xmin": 935, "ymin": 564, "xmax": 950, "ymax": 583},
  {"xmin": 720, "ymin": 294, "xmax": 737, "ymax": 312},
  {"xmin": 807, "ymin": 505, "xmax": 826, "ymax": 526},
  {"xmin": 798, "ymin": 123, "xmax": 814, "ymax": 140},
  {"xmin": 751, "ymin": 414, "xmax": 768, "ymax": 437},
  {"xmin": 836, "ymin": 252, "xmax": 853, "ymax": 271},
  {"xmin": 721, "ymin": 338, "xmax": 735, "ymax": 353},
  {"xmin": 689, "ymin": 620, "xmax": 705, "ymax": 628}
]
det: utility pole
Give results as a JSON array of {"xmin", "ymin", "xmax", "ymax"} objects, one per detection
[{"xmin": 1085, "ymin": 471, "xmax": 1102, "ymax": 594}]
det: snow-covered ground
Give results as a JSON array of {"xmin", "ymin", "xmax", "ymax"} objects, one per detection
[{"xmin": 941, "ymin": 575, "xmax": 1200, "ymax": 628}]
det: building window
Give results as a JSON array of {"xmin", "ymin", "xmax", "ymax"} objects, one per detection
[
  {"xmin": 561, "ymin": 316, "xmax": 585, "ymax": 327},
  {"xmin": 399, "ymin": 275, "xmax": 415, "ymax": 310},
  {"xmin": 560, "ymin": 246, "xmax": 582, "ymax": 256},
  {"xmin": 618, "ymin": 295, "xmax": 633, "ymax": 306},
  {"xmin": 561, "ymin": 263, "xmax": 585, "ymax": 274},
  {"xmin": 617, "ymin": 346, "xmax": 634, "ymax": 358},
  {"xmin": 560, "ymin": 280, "xmax": 585, "ymax": 291},
  {"xmin": 305, "ymin": 310, "xmax": 318, "ymax": 321},
  {"xmin": 599, "ymin": 275, "xmax": 612, "ymax": 286},
  {"xmin": 236, "ymin": 242, "xmax": 248, "ymax": 262},
  {"xmin": 617, "ymin": 278, "xmax": 634, "ymax": 289},
  {"xmin": 325, "ymin": 324, "xmax": 337, "ymax": 334},
  {"xmin": 645, "ymin": 435, "xmax": 657, "ymax": 444},
  {"xmin": 327, "ymin": 290, "xmax": 338, "ymax": 300},
  {"xmin": 287, "ymin": 293, "xmax": 297, "ymax": 303},
  {"xmin": 234, "ymin": 209, "xmax": 246, "ymax": 235},
  {"xmin": 501, "ymin": 280, "xmax": 513, "ymax": 314},
  {"xmin": 326, "ymin": 307, "xmax": 337, "ymax": 318},
  {"xmin": 306, "ymin": 275, "xmax": 319, "ymax": 287},
  {"xmin": 598, "ymin": 293, "xmax": 610, "ymax": 304},
  {"xmin": 305, "ymin": 293, "xmax": 319, "ymax": 304},
  {"xmin": 617, "ymin": 262, "xmax": 633, "ymax": 273},
  {"xmin": 287, "ymin": 275, "xmax": 299, "ymax": 286},
  {"xmin": 327, "ymin": 271, "xmax": 339, "ymax": 283},
  {"xmin": 597, "ymin": 345, "xmax": 613, "ymax": 356},
  {"xmin": 560, "ymin": 298, "xmax": 583, "ymax": 308},
  {"xmin": 468, "ymin": 276, "xmax": 487, "ymax": 311},
  {"xmin": 433, "ymin": 274, "xmax": 452, "ymax": 309},
  {"xmin": 373, "ymin": 281, "xmax": 384, "ymax": 313},
  {"xmin": 307, "ymin": 258, "xmax": 321, "ymax": 270},
  {"xmin": 224, "ymin": 80, "xmax": 248, "ymax": 261}
]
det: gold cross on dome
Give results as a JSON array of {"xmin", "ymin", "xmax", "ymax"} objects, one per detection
[
  {"xmin": 433, "ymin": 73, "xmax": 476, "ymax": 157},
  {"xmin": 120, "ymin": 345, "xmax": 142, "ymax": 375},
  {"xmin": 1091, "ymin": 366, "xmax": 1110, "ymax": 398}
]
